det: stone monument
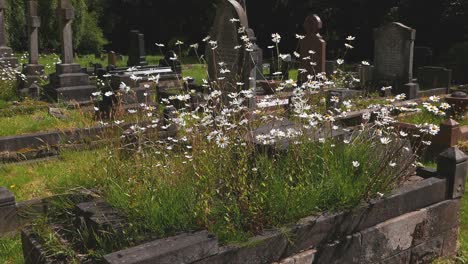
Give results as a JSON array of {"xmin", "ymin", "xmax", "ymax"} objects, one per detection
[
  {"xmin": 298, "ymin": 15, "xmax": 326, "ymax": 85},
  {"xmin": 417, "ymin": 66, "xmax": 452, "ymax": 93},
  {"xmin": 127, "ymin": 30, "xmax": 147, "ymax": 67},
  {"xmin": 108, "ymin": 51, "xmax": 117, "ymax": 67},
  {"xmin": 374, "ymin": 22, "xmax": 418, "ymax": 98},
  {"xmin": 206, "ymin": 0, "xmax": 253, "ymax": 91},
  {"xmin": 19, "ymin": 0, "xmax": 45, "ymax": 97},
  {"xmin": 47, "ymin": 0, "xmax": 96, "ymax": 103},
  {"xmin": 0, "ymin": 0, "xmax": 18, "ymax": 68}
]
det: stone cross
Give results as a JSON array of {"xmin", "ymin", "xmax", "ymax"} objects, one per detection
[
  {"xmin": 0, "ymin": 0, "xmax": 7, "ymax": 47},
  {"xmin": 298, "ymin": 15, "xmax": 326, "ymax": 84},
  {"xmin": 28, "ymin": 1, "xmax": 40, "ymax": 65},
  {"xmin": 58, "ymin": 0, "xmax": 75, "ymax": 64}
]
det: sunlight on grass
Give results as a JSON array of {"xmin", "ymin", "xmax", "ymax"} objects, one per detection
[
  {"xmin": 0, "ymin": 108, "xmax": 95, "ymax": 137},
  {"xmin": 0, "ymin": 149, "xmax": 105, "ymax": 201}
]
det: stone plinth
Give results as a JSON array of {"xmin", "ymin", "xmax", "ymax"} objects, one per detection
[
  {"xmin": 47, "ymin": 63, "xmax": 96, "ymax": 104},
  {"xmin": 19, "ymin": 64, "xmax": 45, "ymax": 97},
  {"xmin": 0, "ymin": 46, "xmax": 18, "ymax": 68}
]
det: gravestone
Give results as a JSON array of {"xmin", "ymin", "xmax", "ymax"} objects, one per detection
[
  {"xmin": 19, "ymin": 0, "xmax": 45, "ymax": 97},
  {"xmin": 414, "ymin": 46, "xmax": 433, "ymax": 71},
  {"xmin": 46, "ymin": 0, "xmax": 96, "ymax": 103},
  {"xmin": 0, "ymin": 0, "xmax": 18, "ymax": 68},
  {"xmin": 418, "ymin": 66, "xmax": 452, "ymax": 93},
  {"xmin": 358, "ymin": 65, "xmax": 374, "ymax": 89},
  {"xmin": 325, "ymin": 60, "xmax": 337, "ymax": 76},
  {"xmin": 298, "ymin": 15, "xmax": 326, "ymax": 84},
  {"xmin": 374, "ymin": 22, "xmax": 417, "ymax": 97},
  {"xmin": 159, "ymin": 51, "xmax": 182, "ymax": 74},
  {"xmin": 206, "ymin": 0, "xmax": 252, "ymax": 91},
  {"xmin": 107, "ymin": 51, "xmax": 117, "ymax": 67},
  {"xmin": 127, "ymin": 30, "xmax": 147, "ymax": 67}
]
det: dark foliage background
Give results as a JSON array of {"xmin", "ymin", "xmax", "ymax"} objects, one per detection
[{"xmin": 4, "ymin": 0, "xmax": 468, "ymax": 80}]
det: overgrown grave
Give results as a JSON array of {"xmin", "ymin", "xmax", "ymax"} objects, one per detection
[{"xmin": 9, "ymin": 146, "xmax": 467, "ymax": 264}]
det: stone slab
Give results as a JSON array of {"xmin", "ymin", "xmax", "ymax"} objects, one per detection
[
  {"xmin": 284, "ymin": 177, "xmax": 447, "ymax": 256},
  {"xmin": 104, "ymin": 230, "xmax": 219, "ymax": 264},
  {"xmin": 360, "ymin": 200, "xmax": 459, "ymax": 263},
  {"xmin": 195, "ymin": 230, "xmax": 288, "ymax": 264},
  {"xmin": 314, "ymin": 234, "xmax": 362, "ymax": 264}
]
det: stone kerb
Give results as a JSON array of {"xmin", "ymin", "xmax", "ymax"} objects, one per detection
[
  {"xmin": 10, "ymin": 147, "xmax": 467, "ymax": 262},
  {"xmin": 0, "ymin": 120, "xmax": 177, "ymax": 163}
]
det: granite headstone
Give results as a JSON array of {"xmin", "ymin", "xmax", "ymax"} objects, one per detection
[{"xmin": 127, "ymin": 30, "xmax": 148, "ymax": 67}]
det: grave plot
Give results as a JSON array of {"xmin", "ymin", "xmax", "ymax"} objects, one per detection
[
  {"xmin": 3, "ymin": 145, "xmax": 465, "ymax": 264},
  {"xmin": 0, "ymin": 1, "xmax": 466, "ymax": 263}
]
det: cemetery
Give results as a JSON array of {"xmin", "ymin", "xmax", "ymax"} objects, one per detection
[{"xmin": 0, "ymin": 0, "xmax": 467, "ymax": 263}]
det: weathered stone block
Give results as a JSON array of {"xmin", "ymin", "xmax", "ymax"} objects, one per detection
[
  {"xmin": 284, "ymin": 177, "xmax": 447, "ymax": 256},
  {"xmin": 412, "ymin": 200, "xmax": 460, "ymax": 246},
  {"xmin": 402, "ymin": 82, "xmax": 419, "ymax": 100},
  {"xmin": 360, "ymin": 200, "xmax": 459, "ymax": 263},
  {"xmin": 55, "ymin": 63, "xmax": 81, "ymax": 74},
  {"xmin": 195, "ymin": 230, "xmax": 288, "ymax": 264},
  {"xmin": 0, "ymin": 187, "xmax": 18, "ymax": 236},
  {"xmin": 314, "ymin": 234, "xmax": 361, "ymax": 264},
  {"xmin": 29, "ymin": 16, "xmax": 41, "ymax": 28},
  {"xmin": 61, "ymin": 8, "xmax": 75, "ymax": 20},
  {"xmin": 104, "ymin": 230, "xmax": 219, "ymax": 264},
  {"xmin": 292, "ymin": 249, "xmax": 316, "ymax": 264},
  {"xmin": 409, "ymin": 235, "xmax": 444, "ymax": 263},
  {"xmin": 380, "ymin": 250, "xmax": 410, "ymax": 264},
  {"xmin": 360, "ymin": 210, "xmax": 427, "ymax": 263},
  {"xmin": 441, "ymin": 227, "xmax": 459, "ymax": 257},
  {"xmin": 56, "ymin": 72, "xmax": 90, "ymax": 87}
]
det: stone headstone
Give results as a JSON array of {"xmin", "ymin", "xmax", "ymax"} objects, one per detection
[
  {"xmin": 206, "ymin": 0, "xmax": 252, "ymax": 91},
  {"xmin": 159, "ymin": 51, "xmax": 182, "ymax": 73},
  {"xmin": 46, "ymin": 0, "xmax": 96, "ymax": 104},
  {"xmin": 325, "ymin": 60, "xmax": 337, "ymax": 76},
  {"xmin": 417, "ymin": 66, "xmax": 452, "ymax": 93},
  {"xmin": 414, "ymin": 46, "xmax": 433, "ymax": 71},
  {"xmin": 0, "ymin": 0, "xmax": 17, "ymax": 68},
  {"xmin": 107, "ymin": 51, "xmax": 117, "ymax": 67},
  {"xmin": 19, "ymin": 0, "xmax": 45, "ymax": 96},
  {"xmin": 374, "ymin": 22, "xmax": 416, "ymax": 86},
  {"xmin": 127, "ymin": 30, "xmax": 147, "ymax": 67},
  {"xmin": 298, "ymin": 14, "xmax": 326, "ymax": 84},
  {"xmin": 326, "ymin": 88, "xmax": 363, "ymax": 110},
  {"xmin": 358, "ymin": 65, "xmax": 374, "ymax": 89}
]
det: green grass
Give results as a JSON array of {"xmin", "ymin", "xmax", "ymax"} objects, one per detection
[
  {"xmin": 0, "ymin": 108, "xmax": 95, "ymax": 137},
  {"xmin": 0, "ymin": 235, "xmax": 23, "ymax": 264},
  {"xmin": 0, "ymin": 149, "xmax": 105, "ymax": 201},
  {"xmin": 399, "ymin": 110, "xmax": 468, "ymax": 126}
]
